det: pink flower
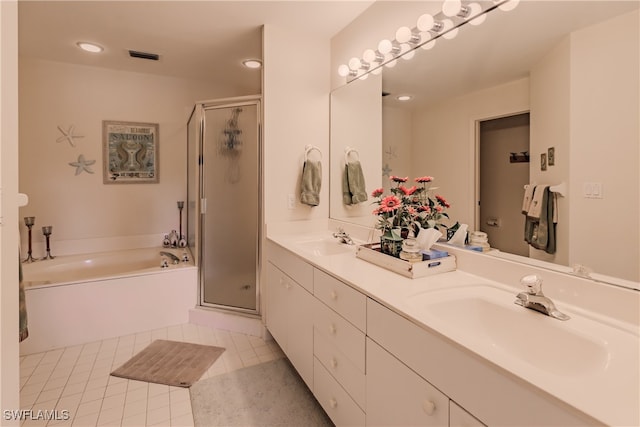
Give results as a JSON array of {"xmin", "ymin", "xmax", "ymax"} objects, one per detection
[
  {"xmin": 372, "ymin": 207, "xmax": 382, "ymax": 215},
  {"xmin": 436, "ymin": 205, "xmax": 443, "ymax": 213},
  {"xmin": 415, "ymin": 176, "xmax": 433, "ymax": 183},
  {"xmin": 390, "ymin": 175, "xmax": 408, "ymax": 183},
  {"xmin": 380, "ymin": 195, "xmax": 401, "ymax": 212},
  {"xmin": 419, "ymin": 206, "xmax": 431, "ymax": 213},
  {"xmin": 399, "ymin": 185, "xmax": 417, "ymax": 196},
  {"xmin": 436, "ymin": 195, "xmax": 450, "ymax": 208},
  {"xmin": 371, "ymin": 188, "xmax": 384, "ymax": 198}
]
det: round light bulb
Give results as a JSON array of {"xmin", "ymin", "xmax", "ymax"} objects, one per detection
[
  {"xmin": 498, "ymin": 0, "xmax": 520, "ymax": 12},
  {"xmin": 467, "ymin": 3, "xmax": 487, "ymax": 25},
  {"xmin": 384, "ymin": 53, "xmax": 397, "ymax": 68},
  {"xmin": 363, "ymin": 49, "xmax": 377, "ymax": 63},
  {"xmin": 421, "ymin": 39, "xmax": 437, "ymax": 50},
  {"xmin": 338, "ymin": 64, "xmax": 350, "ymax": 77},
  {"xmin": 378, "ymin": 39, "xmax": 393, "ymax": 55},
  {"xmin": 395, "ymin": 26, "xmax": 413, "ymax": 44},
  {"xmin": 348, "ymin": 57, "xmax": 361, "ymax": 70},
  {"xmin": 441, "ymin": 19, "xmax": 459, "ymax": 40},
  {"xmin": 416, "ymin": 14, "xmax": 435, "ymax": 32},
  {"xmin": 442, "ymin": 0, "xmax": 462, "ymax": 17}
]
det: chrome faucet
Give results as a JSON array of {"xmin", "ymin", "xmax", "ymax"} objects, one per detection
[
  {"xmin": 514, "ymin": 275, "xmax": 570, "ymax": 321},
  {"xmin": 160, "ymin": 251, "xmax": 180, "ymax": 265},
  {"xmin": 333, "ymin": 227, "xmax": 354, "ymax": 245}
]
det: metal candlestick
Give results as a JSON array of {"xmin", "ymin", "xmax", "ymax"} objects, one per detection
[
  {"xmin": 23, "ymin": 217, "xmax": 37, "ymax": 263},
  {"xmin": 42, "ymin": 226, "xmax": 55, "ymax": 260},
  {"xmin": 177, "ymin": 201, "xmax": 184, "ymax": 241}
]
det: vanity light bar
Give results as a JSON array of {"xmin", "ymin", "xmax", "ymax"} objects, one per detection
[{"xmin": 338, "ymin": 0, "xmax": 519, "ymax": 80}]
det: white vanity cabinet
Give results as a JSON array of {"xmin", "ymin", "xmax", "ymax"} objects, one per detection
[
  {"xmin": 312, "ymin": 269, "xmax": 367, "ymax": 426},
  {"xmin": 366, "ymin": 337, "xmax": 450, "ymax": 426},
  {"xmin": 265, "ymin": 243, "xmax": 314, "ymax": 388}
]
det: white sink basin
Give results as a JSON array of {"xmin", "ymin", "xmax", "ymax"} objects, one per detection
[
  {"xmin": 296, "ymin": 238, "xmax": 355, "ymax": 256},
  {"xmin": 407, "ymin": 285, "xmax": 634, "ymax": 377}
]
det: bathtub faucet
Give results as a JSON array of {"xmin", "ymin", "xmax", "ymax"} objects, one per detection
[{"xmin": 160, "ymin": 251, "xmax": 180, "ymax": 265}]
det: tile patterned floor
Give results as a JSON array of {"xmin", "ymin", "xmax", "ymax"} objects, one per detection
[{"xmin": 19, "ymin": 323, "xmax": 284, "ymax": 427}]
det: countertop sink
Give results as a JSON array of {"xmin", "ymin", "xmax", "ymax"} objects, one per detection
[
  {"xmin": 406, "ymin": 284, "xmax": 634, "ymax": 378},
  {"xmin": 295, "ymin": 238, "xmax": 356, "ymax": 256}
]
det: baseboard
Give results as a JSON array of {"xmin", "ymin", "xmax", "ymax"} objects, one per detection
[{"xmin": 189, "ymin": 306, "xmax": 267, "ymax": 339}]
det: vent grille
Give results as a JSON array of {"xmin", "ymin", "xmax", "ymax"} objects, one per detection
[{"xmin": 128, "ymin": 50, "xmax": 159, "ymax": 61}]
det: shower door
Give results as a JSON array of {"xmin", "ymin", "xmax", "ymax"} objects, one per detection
[{"xmin": 197, "ymin": 98, "xmax": 261, "ymax": 313}]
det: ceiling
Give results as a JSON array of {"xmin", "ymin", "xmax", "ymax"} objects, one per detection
[
  {"xmin": 381, "ymin": 0, "xmax": 640, "ymax": 110},
  {"xmin": 18, "ymin": 1, "xmax": 374, "ymax": 92}
]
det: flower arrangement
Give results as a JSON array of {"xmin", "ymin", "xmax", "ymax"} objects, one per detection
[{"xmin": 371, "ymin": 175, "xmax": 451, "ymax": 239}]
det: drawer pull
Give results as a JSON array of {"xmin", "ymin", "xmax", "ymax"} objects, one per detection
[
  {"xmin": 330, "ymin": 357, "xmax": 338, "ymax": 369},
  {"xmin": 422, "ymin": 400, "xmax": 436, "ymax": 416},
  {"xmin": 329, "ymin": 324, "xmax": 337, "ymax": 335},
  {"xmin": 330, "ymin": 290, "xmax": 338, "ymax": 300},
  {"xmin": 329, "ymin": 398, "xmax": 338, "ymax": 409}
]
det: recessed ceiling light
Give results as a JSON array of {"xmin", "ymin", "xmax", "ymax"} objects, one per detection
[
  {"xmin": 77, "ymin": 42, "xmax": 103, "ymax": 53},
  {"xmin": 397, "ymin": 95, "xmax": 413, "ymax": 101},
  {"xmin": 242, "ymin": 59, "xmax": 262, "ymax": 69}
]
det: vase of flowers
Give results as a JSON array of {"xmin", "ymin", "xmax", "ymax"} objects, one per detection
[{"xmin": 371, "ymin": 175, "xmax": 451, "ymax": 256}]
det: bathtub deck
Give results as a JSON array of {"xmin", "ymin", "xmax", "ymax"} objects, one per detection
[{"xmin": 19, "ymin": 323, "xmax": 284, "ymax": 427}]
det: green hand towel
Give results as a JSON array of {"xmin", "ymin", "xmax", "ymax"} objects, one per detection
[
  {"xmin": 346, "ymin": 161, "xmax": 368, "ymax": 204},
  {"xmin": 300, "ymin": 160, "xmax": 321, "ymax": 206}
]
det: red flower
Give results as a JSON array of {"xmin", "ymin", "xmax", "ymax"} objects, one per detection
[
  {"xmin": 436, "ymin": 195, "xmax": 450, "ymax": 208},
  {"xmin": 415, "ymin": 176, "xmax": 433, "ymax": 183},
  {"xmin": 371, "ymin": 188, "xmax": 384, "ymax": 198},
  {"xmin": 390, "ymin": 175, "xmax": 408, "ymax": 183},
  {"xmin": 399, "ymin": 185, "xmax": 417, "ymax": 196},
  {"xmin": 380, "ymin": 195, "xmax": 401, "ymax": 212}
]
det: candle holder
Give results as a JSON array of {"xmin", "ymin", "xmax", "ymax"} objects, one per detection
[
  {"xmin": 23, "ymin": 217, "xmax": 37, "ymax": 263},
  {"xmin": 42, "ymin": 226, "xmax": 55, "ymax": 260},
  {"xmin": 177, "ymin": 201, "xmax": 185, "ymax": 245}
]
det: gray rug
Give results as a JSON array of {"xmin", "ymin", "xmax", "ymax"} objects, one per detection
[
  {"xmin": 111, "ymin": 339, "xmax": 225, "ymax": 387},
  {"xmin": 190, "ymin": 358, "xmax": 334, "ymax": 426}
]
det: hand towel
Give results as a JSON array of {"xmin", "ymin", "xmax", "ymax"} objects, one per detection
[
  {"xmin": 527, "ymin": 185, "xmax": 548, "ymax": 219},
  {"xmin": 346, "ymin": 161, "xmax": 368, "ymax": 204},
  {"xmin": 522, "ymin": 184, "xmax": 535, "ymax": 213},
  {"xmin": 300, "ymin": 160, "xmax": 321, "ymax": 206},
  {"xmin": 19, "ymin": 252, "xmax": 29, "ymax": 342},
  {"xmin": 524, "ymin": 186, "xmax": 556, "ymax": 254}
]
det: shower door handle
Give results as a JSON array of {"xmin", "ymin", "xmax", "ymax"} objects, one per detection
[{"xmin": 200, "ymin": 198, "xmax": 207, "ymax": 214}]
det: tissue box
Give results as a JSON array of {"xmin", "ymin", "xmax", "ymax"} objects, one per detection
[{"xmin": 420, "ymin": 249, "xmax": 449, "ymax": 260}]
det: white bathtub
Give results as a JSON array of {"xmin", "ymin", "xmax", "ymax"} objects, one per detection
[{"xmin": 20, "ymin": 247, "xmax": 198, "ymax": 355}]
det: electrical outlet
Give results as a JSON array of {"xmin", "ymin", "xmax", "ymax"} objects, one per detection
[{"xmin": 287, "ymin": 194, "xmax": 296, "ymax": 209}]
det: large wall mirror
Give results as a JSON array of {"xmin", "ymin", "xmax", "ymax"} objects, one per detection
[{"xmin": 330, "ymin": 1, "xmax": 639, "ymax": 288}]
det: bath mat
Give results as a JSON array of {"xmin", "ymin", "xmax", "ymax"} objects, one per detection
[
  {"xmin": 110, "ymin": 339, "xmax": 225, "ymax": 387},
  {"xmin": 190, "ymin": 358, "xmax": 333, "ymax": 427}
]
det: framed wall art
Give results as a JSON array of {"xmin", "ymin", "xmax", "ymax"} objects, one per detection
[{"xmin": 103, "ymin": 120, "xmax": 159, "ymax": 183}]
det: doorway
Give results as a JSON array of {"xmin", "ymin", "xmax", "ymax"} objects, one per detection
[{"xmin": 477, "ymin": 113, "xmax": 530, "ymax": 256}]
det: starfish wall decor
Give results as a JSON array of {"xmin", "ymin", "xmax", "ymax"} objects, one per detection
[
  {"xmin": 69, "ymin": 154, "xmax": 96, "ymax": 175},
  {"xmin": 56, "ymin": 125, "xmax": 84, "ymax": 147}
]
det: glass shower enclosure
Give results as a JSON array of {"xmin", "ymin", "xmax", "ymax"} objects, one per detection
[{"xmin": 187, "ymin": 96, "xmax": 261, "ymax": 314}]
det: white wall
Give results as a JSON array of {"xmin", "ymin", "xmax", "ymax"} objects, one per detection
[
  {"xmin": 569, "ymin": 10, "xmax": 639, "ymax": 281},
  {"xmin": 18, "ymin": 58, "xmax": 229, "ymax": 256},
  {"xmin": 262, "ymin": 25, "xmax": 330, "ymax": 224},
  {"xmin": 0, "ymin": 0, "xmax": 20, "ymax": 420},
  {"xmin": 529, "ymin": 37, "xmax": 571, "ymax": 265}
]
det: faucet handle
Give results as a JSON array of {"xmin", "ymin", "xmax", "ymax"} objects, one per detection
[{"xmin": 520, "ymin": 274, "xmax": 543, "ymax": 295}]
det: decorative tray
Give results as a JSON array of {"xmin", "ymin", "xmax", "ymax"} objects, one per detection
[{"xmin": 356, "ymin": 243, "xmax": 456, "ymax": 279}]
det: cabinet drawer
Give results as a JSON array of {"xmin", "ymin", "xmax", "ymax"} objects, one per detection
[
  {"xmin": 314, "ymin": 329, "xmax": 365, "ymax": 409},
  {"xmin": 314, "ymin": 269, "xmax": 366, "ymax": 332},
  {"xmin": 450, "ymin": 401, "xmax": 487, "ymax": 427},
  {"xmin": 313, "ymin": 358, "xmax": 365, "ymax": 427},
  {"xmin": 366, "ymin": 337, "xmax": 449, "ymax": 427},
  {"xmin": 267, "ymin": 240, "xmax": 313, "ymax": 292},
  {"xmin": 313, "ymin": 299, "xmax": 365, "ymax": 372}
]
